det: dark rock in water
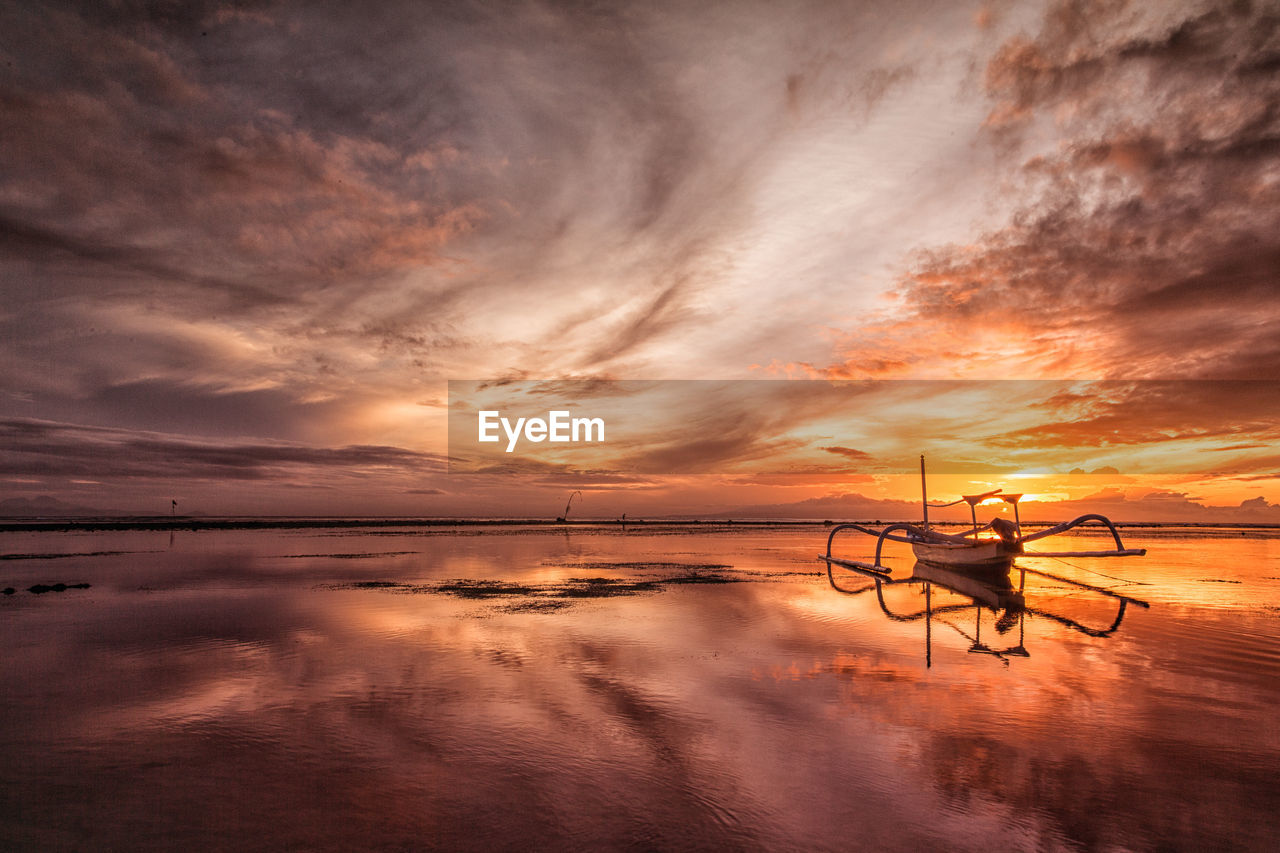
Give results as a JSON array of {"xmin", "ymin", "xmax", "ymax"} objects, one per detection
[
  {"xmin": 436, "ymin": 579, "xmax": 537, "ymax": 598},
  {"xmin": 27, "ymin": 582, "xmax": 91, "ymax": 594},
  {"xmin": 2, "ymin": 587, "xmax": 14, "ymax": 595}
]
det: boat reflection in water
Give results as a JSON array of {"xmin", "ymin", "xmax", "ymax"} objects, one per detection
[{"xmin": 825, "ymin": 557, "xmax": 1150, "ymax": 667}]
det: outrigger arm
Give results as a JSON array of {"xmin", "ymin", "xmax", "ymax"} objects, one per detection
[
  {"xmin": 822, "ymin": 512, "xmax": 1144, "ymax": 572},
  {"xmin": 1019, "ymin": 513, "xmax": 1146, "ymax": 558}
]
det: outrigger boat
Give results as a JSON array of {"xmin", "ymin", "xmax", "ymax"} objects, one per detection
[{"xmin": 822, "ymin": 456, "xmax": 1145, "ymax": 575}]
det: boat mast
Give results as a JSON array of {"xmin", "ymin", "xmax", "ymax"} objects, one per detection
[
  {"xmin": 920, "ymin": 454, "xmax": 929, "ymax": 530},
  {"xmin": 1001, "ymin": 494, "xmax": 1024, "ymax": 537}
]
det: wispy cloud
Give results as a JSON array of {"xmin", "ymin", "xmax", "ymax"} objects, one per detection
[{"xmin": 805, "ymin": 0, "xmax": 1280, "ymax": 380}]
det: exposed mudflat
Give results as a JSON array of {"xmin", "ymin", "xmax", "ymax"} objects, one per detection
[{"xmin": 322, "ymin": 571, "xmax": 742, "ymax": 606}]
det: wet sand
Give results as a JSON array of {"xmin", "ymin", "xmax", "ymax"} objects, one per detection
[{"xmin": 1, "ymin": 523, "xmax": 1278, "ymax": 850}]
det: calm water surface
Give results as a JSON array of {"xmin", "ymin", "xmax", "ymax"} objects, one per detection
[{"xmin": 1, "ymin": 524, "xmax": 1278, "ymax": 851}]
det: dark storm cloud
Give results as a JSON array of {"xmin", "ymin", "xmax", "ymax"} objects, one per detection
[
  {"xmin": 825, "ymin": 0, "xmax": 1280, "ymax": 379},
  {"xmin": 0, "ymin": 0, "xmax": 509, "ymax": 432},
  {"xmin": 0, "ymin": 46, "xmax": 478, "ymax": 301},
  {"xmin": 0, "ymin": 417, "xmax": 445, "ymax": 480},
  {"xmin": 0, "ymin": 0, "xmax": 768, "ymax": 425}
]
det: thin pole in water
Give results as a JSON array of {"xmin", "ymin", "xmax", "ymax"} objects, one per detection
[
  {"xmin": 920, "ymin": 454, "xmax": 929, "ymax": 530},
  {"xmin": 925, "ymin": 582, "xmax": 932, "ymax": 668}
]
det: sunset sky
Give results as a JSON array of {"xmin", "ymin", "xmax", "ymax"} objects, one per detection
[{"xmin": 2, "ymin": 0, "xmax": 1278, "ymax": 519}]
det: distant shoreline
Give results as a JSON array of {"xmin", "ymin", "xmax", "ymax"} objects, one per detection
[{"xmin": 1, "ymin": 517, "xmax": 1277, "ymax": 533}]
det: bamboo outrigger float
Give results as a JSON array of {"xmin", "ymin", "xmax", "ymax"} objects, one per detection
[{"xmin": 822, "ymin": 456, "xmax": 1146, "ymax": 575}]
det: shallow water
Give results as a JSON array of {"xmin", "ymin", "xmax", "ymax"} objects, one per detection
[{"xmin": 1, "ymin": 524, "xmax": 1278, "ymax": 851}]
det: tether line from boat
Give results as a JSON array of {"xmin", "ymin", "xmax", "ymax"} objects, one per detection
[{"xmin": 1037, "ymin": 554, "xmax": 1153, "ymax": 586}]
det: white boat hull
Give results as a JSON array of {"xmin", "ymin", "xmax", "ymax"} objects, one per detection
[{"xmin": 911, "ymin": 538, "xmax": 1018, "ymax": 569}]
